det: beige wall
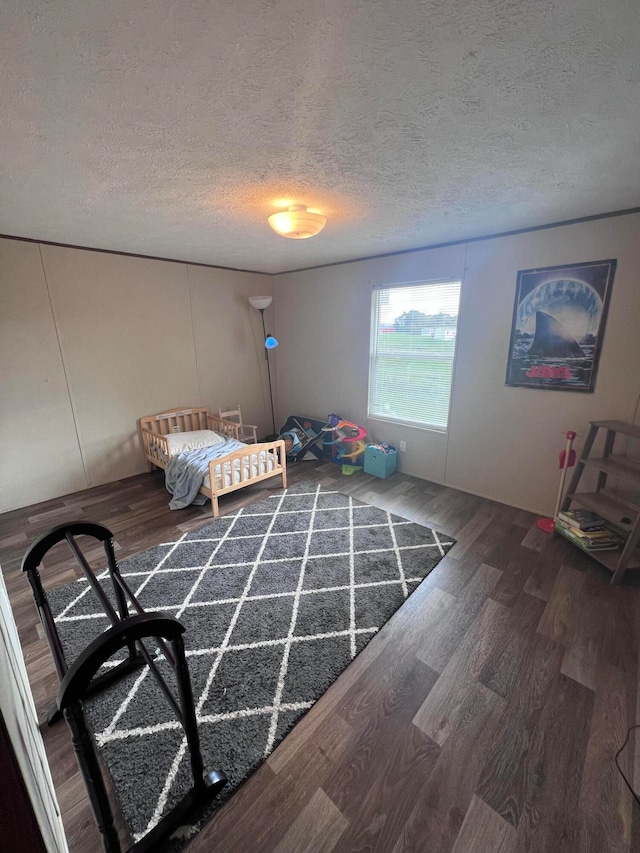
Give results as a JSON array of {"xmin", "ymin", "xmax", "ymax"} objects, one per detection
[
  {"xmin": 41, "ymin": 246, "xmax": 201, "ymax": 487},
  {"xmin": 0, "ymin": 240, "xmax": 86, "ymax": 509},
  {"xmin": 0, "ymin": 238, "xmax": 270, "ymax": 512},
  {"xmin": 3, "ymin": 212, "xmax": 639, "ymax": 516},
  {"xmin": 274, "ymin": 213, "xmax": 640, "ymax": 515},
  {"xmin": 445, "ymin": 217, "xmax": 640, "ymax": 513},
  {"xmin": 273, "ymin": 244, "xmax": 466, "ymax": 485},
  {"xmin": 189, "ymin": 266, "xmax": 277, "ymax": 436}
]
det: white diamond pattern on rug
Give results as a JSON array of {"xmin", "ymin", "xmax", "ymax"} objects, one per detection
[{"xmin": 46, "ymin": 481, "xmax": 455, "ymax": 846}]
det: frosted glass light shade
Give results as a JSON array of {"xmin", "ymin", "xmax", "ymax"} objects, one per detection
[
  {"xmin": 268, "ymin": 205, "xmax": 327, "ymax": 239},
  {"xmin": 248, "ymin": 295, "xmax": 273, "ymax": 310}
]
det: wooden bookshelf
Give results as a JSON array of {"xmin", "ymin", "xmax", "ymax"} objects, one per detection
[{"xmin": 560, "ymin": 420, "xmax": 640, "ymax": 583}]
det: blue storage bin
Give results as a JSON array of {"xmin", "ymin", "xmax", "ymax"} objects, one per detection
[{"xmin": 364, "ymin": 445, "xmax": 397, "ymax": 479}]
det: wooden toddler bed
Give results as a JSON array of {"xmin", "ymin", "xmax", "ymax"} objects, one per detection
[{"xmin": 138, "ymin": 407, "xmax": 287, "ymax": 516}]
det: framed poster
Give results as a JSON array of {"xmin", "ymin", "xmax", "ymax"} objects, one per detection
[{"xmin": 505, "ymin": 259, "xmax": 616, "ymax": 392}]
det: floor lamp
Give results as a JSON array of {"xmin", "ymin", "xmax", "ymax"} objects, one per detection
[{"xmin": 249, "ymin": 296, "xmax": 278, "ymax": 437}]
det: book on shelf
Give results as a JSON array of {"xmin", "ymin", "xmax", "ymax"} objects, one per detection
[
  {"xmin": 555, "ymin": 522, "xmax": 624, "ymax": 545},
  {"xmin": 554, "ymin": 521, "xmax": 622, "ymax": 551},
  {"xmin": 556, "ymin": 508, "xmax": 607, "ymax": 530}
]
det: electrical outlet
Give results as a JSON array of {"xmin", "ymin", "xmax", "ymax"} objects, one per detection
[{"xmin": 399, "ymin": 440, "xmax": 407, "ymax": 452}]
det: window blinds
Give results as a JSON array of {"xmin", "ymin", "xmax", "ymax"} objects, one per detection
[{"xmin": 368, "ymin": 281, "xmax": 462, "ymax": 431}]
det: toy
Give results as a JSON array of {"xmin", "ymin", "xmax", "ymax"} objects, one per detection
[
  {"xmin": 277, "ymin": 416, "xmax": 330, "ymax": 461},
  {"xmin": 321, "ymin": 416, "xmax": 368, "ymax": 466},
  {"xmin": 536, "ymin": 430, "xmax": 578, "ymax": 533},
  {"xmin": 277, "ymin": 414, "xmax": 369, "ymax": 466},
  {"xmin": 368, "ymin": 442, "xmax": 395, "ymax": 454},
  {"xmin": 280, "ymin": 429, "xmax": 304, "ymax": 456},
  {"xmin": 337, "ymin": 439, "xmax": 368, "ymax": 462}
]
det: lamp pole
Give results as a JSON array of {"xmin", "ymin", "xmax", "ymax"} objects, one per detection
[{"xmin": 259, "ymin": 308, "xmax": 277, "ymax": 436}]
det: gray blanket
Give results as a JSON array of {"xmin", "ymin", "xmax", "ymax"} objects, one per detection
[{"xmin": 165, "ymin": 438, "xmax": 246, "ymax": 509}]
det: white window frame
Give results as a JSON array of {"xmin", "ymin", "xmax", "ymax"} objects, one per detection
[{"xmin": 367, "ymin": 279, "xmax": 462, "ymax": 433}]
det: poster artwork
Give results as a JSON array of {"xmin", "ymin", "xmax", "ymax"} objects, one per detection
[{"xmin": 505, "ymin": 259, "xmax": 616, "ymax": 392}]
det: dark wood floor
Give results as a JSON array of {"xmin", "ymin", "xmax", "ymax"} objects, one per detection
[{"xmin": 1, "ymin": 463, "xmax": 639, "ymax": 852}]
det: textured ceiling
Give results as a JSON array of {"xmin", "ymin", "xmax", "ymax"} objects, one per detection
[{"xmin": 1, "ymin": 0, "xmax": 639, "ymax": 274}]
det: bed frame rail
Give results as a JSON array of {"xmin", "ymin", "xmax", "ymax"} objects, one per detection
[
  {"xmin": 206, "ymin": 440, "xmax": 287, "ymax": 516},
  {"xmin": 138, "ymin": 408, "xmax": 287, "ymax": 517},
  {"xmin": 139, "ymin": 407, "xmax": 239, "ymax": 471}
]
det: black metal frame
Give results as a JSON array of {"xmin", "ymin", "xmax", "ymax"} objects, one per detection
[
  {"xmin": 22, "ymin": 522, "xmax": 227, "ymax": 853},
  {"xmin": 257, "ymin": 305, "xmax": 277, "ymax": 436}
]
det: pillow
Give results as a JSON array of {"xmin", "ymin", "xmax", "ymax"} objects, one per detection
[{"xmin": 165, "ymin": 429, "xmax": 225, "ymax": 455}]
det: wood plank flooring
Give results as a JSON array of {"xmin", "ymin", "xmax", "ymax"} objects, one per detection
[{"xmin": 1, "ymin": 463, "xmax": 639, "ymax": 852}]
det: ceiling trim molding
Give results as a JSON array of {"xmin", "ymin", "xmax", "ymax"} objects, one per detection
[
  {"xmin": 274, "ymin": 206, "xmax": 640, "ymax": 276},
  {"xmin": 1, "ymin": 206, "xmax": 639, "ymax": 277},
  {"xmin": 0, "ymin": 233, "xmax": 267, "ymax": 276}
]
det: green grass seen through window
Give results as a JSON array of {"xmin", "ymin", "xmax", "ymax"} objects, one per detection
[{"xmin": 371, "ymin": 332, "xmax": 456, "ymax": 428}]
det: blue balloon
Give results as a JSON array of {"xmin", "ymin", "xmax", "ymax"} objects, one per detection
[{"xmin": 265, "ymin": 335, "xmax": 278, "ymax": 349}]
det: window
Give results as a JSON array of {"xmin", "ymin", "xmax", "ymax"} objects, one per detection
[{"xmin": 368, "ymin": 280, "xmax": 462, "ymax": 431}]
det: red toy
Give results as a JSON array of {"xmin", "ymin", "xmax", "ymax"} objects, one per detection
[{"xmin": 536, "ymin": 430, "xmax": 577, "ymax": 534}]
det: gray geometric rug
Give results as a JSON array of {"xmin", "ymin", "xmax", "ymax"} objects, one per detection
[{"xmin": 47, "ymin": 481, "xmax": 455, "ymax": 847}]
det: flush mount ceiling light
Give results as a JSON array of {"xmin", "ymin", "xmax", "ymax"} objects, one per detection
[{"xmin": 267, "ymin": 204, "xmax": 327, "ymax": 239}]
